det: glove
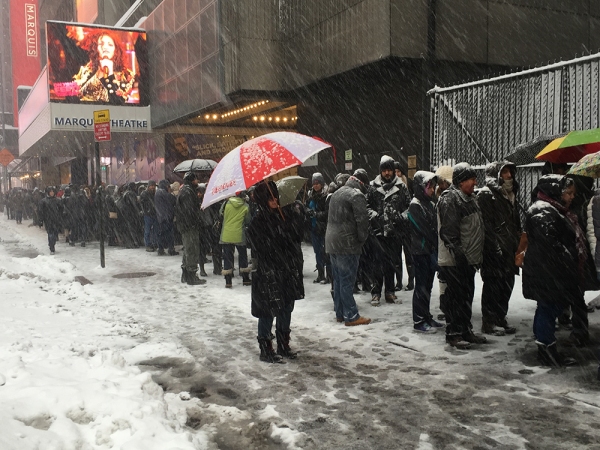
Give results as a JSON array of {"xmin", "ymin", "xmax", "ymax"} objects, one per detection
[
  {"xmin": 306, "ymin": 209, "xmax": 316, "ymax": 218},
  {"xmin": 368, "ymin": 209, "xmax": 378, "ymax": 220}
]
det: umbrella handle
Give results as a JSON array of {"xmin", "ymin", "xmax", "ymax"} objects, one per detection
[{"xmin": 266, "ymin": 181, "xmax": 285, "ymax": 220}]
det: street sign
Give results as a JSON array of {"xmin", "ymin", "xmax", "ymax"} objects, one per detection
[
  {"xmin": 94, "ymin": 109, "xmax": 111, "ymax": 142},
  {"xmin": 345, "ymin": 162, "xmax": 352, "ymax": 171},
  {"xmin": 0, "ymin": 148, "xmax": 15, "ymax": 167},
  {"xmin": 345, "ymin": 149, "xmax": 352, "ymax": 161}
]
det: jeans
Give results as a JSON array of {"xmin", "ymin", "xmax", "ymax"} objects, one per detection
[
  {"xmin": 440, "ymin": 265, "xmax": 476, "ymax": 336},
  {"xmin": 222, "ymin": 244, "xmax": 248, "ymax": 272},
  {"xmin": 311, "ymin": 232, "xmax": 326, "ymax": 271},
  {"xmin": 258, "ymin": 301, "xmax": 295, "ymax": 339},
  {"xmin": 412, "ymin": 254, "xmax": 437, "ymax": 324},
  {"xmin": 533, "ymin": 302, "xmax": 564, "ymax": 345},
  {"xmin": 143, "ymin": 215, "xmax": 158, "ymax": 248},
  {"xmin": 330, "ymin": 253, "xmax": 361, "ymax": 323}
]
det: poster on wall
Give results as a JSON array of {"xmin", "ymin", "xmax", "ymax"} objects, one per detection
[
  {"xmin": 164, "ymin": 134, "xmax": 246, "ymax": 182},
  {"xmin": 46, "ymin": 21, "xmax": 148, "ymax": 106}
]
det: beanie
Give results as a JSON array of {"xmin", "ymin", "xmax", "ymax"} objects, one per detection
[
  {"xmin": 183, "ymin": 171, "xmax": 197, "ymax": 183},
  {"xmin": 352, "ymin": 168, "xmax": 370, "ymax": 186},
  {"xmin": 435, "ymin": 165, "xmax": 453, "ymax": 184},
  {"xmin": 452, "ymin": 163, "xmax": 477, "ymax": 186},
  {"xmin": 148, "ymin": 180, "xmax": 157, "ymax": 187},
  {"xmin": 312, "ymin": 172, "xmax": 325, "ymax": 186},
  {"xmin": 379, "ymin": 155, "xmax": 395, "ymax": 172}
]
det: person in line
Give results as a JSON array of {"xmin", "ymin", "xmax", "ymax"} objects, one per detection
[
  {"xmin": 140, "ymin": 180, "xmax": 158, "ymax": 252},
  {"xmin": 477, "ymin": 161, "xmax": 521, "ymax": 336},
  {"xmin": 247, "ymin": 181, "xmax": 305, "ymax": 363},
  {"xmin": 437, "ymin": 163, "xmax": 486, "ymax": 349},
  {"xmin": 434, "ymin": 165, "xmax": 454, "ymax": 321},
  {"xmin": 155, "ymin": 179, "xmax": 179, "ymax": 256},
  {"xmin": 104, "ymin": 185, "xmax": 119, "ymax": 246},
  {"xmin": 394, "ymin": 161, "xmax": 414, "ymax": 291},
  {"xmin": 367, "ymin": 155, "xmax": 411, "ymax": 306},
  {"xmin": 406, "ymin": 171, "xmax": 444, "ymax": 333},
  {"xmin": 38, "ymin": 186, "xmax": 63, "ymax": 255},
  {"xmin": 175, "ymin": 172, "xmax": 205, "ymax": 285},
  {"xmin": 119, "ymin": 182, "xmax": 143, "ymax": 248},
  {"xmin": 326, "ymin": 169, "xmax": 372, "ymax": 327},
  {"xmin": 523, "ymin": 175, "xmax": 579, "ymax": 367},
  {"xmin": 220, "ymin": 192, "xmax": 251, "ymax": 288},
  {"xmin": 305, "ymin": 172, "xmax": 330, "ymax": 284}
]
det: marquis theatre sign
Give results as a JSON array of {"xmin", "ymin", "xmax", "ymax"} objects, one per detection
[
  {"xmin": 25, "ymin": 3, "xmax": 38, "ymax": 56},
  {"xmin": 51, "ymin": 104, "xmax": 151, "ymax": 133}
]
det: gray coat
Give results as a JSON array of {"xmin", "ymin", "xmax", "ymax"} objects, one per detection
[{"xmin": 325, "ymin": 178, "xmax": 369, "ymax": 255}]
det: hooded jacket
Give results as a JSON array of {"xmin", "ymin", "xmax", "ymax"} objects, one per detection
[
  {"xmin": 367, "ymin": 174, "xmax": 411, "ymax": 239},
  {"xmin": 523, "ymin": 175, "xmax": 581, "ymax": 305},
  {"xmin": 406, "ymin": 171, "xmax": 438, "ymax": 256},
  {"xmin": 219, "ymin": 196, "xmax": 250, "ymax": 245},
  {"xmin": 325, "ymin": 176, "xmax": 370, "ymax": 255},
  {"xmin": 476, "ymin": 161, "xmax": 521, "ymax": 278}
]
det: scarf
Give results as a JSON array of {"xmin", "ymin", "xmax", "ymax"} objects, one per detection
[
  {"xmin": 381, "ymin": 175, "xmax": 397, "ymax": 192},
  {"xmin": 501, "ymin": 180, "xmax": 515, "ymax": 205},
  {"xmin": 537, "ymin": 191, "xmax": 588, "ymax": 280}
]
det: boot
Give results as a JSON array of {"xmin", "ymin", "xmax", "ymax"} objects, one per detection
[
  {"xmin": 186, "ymin": 270, "xmax": 206, "ymax": 285},
  {"xmin": 242, "ymin": 271, "xmax": 251, "ymax": 286},
  {"xmin": 276, "ymin": 330, "xmax": 298, "ymax": 359},
  {"xmin": 313, "ymin": 267, "xmax": 325, "ymax": 283},
  {"xmin": 168, "ymin": 248, "xmax": 179, "ymax": 256},
  {"xmin": 213, "ymin": 256, "xmax": 222, "ymax": 275},
  {"xmin": 199, "ymin": 263, "xmax": 208, "ymax": 277},
  {"xmin": 322, "ymin": 266, "xmax": 332, "ymax": 284},
  {"xmin": 225, "ymin": 274, "xmax": 233, "ymax": 288},
  {"xmin": 496, "ymin": 318, "xmax": 517, "ymax": 335},
  {"xmin": 258, "ymin": 337, "xmax": 284, "ymax": 363},
  {"xmin": 536, "ymin": 341, "xmax": 577, "ymax": 368},
  {"xmin": 462, "ymin": 331, "xmax": 488, "ymax": 344},
  {"xmin": 404, "ymin": 264, "xmax": 414, "ymax": 291},
  {"xmin": 482, "ymin": 320, "xmax": 506, "ymax": 336}
]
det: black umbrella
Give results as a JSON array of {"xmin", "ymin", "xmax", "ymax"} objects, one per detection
[
  {"xmin": 172, "ymin": 159, "xmax": 217, "ymax": 173},
  {"xmin": 505, "ymin": 133, "xmax": 567, "ymax": 166}
]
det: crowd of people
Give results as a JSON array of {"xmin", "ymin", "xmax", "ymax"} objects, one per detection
[{"xmin": 3, "ymin": 157, "xmax": 599, "ymax": 369}]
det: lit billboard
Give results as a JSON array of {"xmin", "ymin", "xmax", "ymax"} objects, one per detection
[{"xmin": 46, "ymin": 21, "xmax": 148, "ymax": 106}]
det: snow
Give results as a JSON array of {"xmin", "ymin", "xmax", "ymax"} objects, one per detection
[{"xmin": 1, "ymin": 217, "xmax": 600, "ymax": 449}]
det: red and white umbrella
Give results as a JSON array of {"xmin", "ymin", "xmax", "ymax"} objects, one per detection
[{"xmin": 201, "ymin": 132, "xmax": 331, "ymax": 208}]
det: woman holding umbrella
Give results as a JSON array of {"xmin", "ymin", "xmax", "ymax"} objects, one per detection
[{"xmin": 247, "ymin": 181, "xmax": 305, "ymax": 363}]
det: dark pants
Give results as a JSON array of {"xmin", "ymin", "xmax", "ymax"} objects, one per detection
[
  {"xmin": 440, "ymin": 265, "xmax": 476, "ymax": 336},
  {"xmin": 258, "ymin": 301, "xmax": 295, "ymax": 339},
  {"xmin": 222, "ymin": 244, "xmax": 248, "ymax": 273},
  {"xmin": 570, "ymin": 290, "xmax": 589, "ymax": 343},
  {"xmin": 371, "ymin": 236, "xmax": 397, "ymax": 297},
  {"xmin": 157, "ymin": 220, "xmax": 175, "ymax": 251},
  {"xmin": 311, "ymin": 232, "xmax": 327, "ymax": 271},
  {"xmin": 412, "ymin": 254, "xmax": 437, "ymax": 324},
  {"xmin": 181, "ymin": 230, "xmax": 200, "ymax": 272},
  {"xmin": 481, "ymin": 274, "xmax": 515, "ymax": 325},
  {"xmin": 47, "ymin": 230, "xmax": 58, "ymax": 252},
  {"xmin": 533, "ymin": 302, "xmax": 564, "ymax": 345}
]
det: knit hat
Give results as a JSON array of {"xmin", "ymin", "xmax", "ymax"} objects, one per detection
[
  {"xmin": 379, "ymin": 155, "xmax": 395, "ymax": 172},
  {"xmin": 435, "ymin": 165, "xmax": 453, "ymax": 184},
  {"xmin": 183, "ymin": 171, "xmax": 197, "ymax": 183},
  {"xmin": 148, "ymin": 180, "xmax": 157, "ymax": 187},
  {"xmin": 353, "ymin": 168, "xmax": 370, "ymax": 186},
  {"xmin": 452, "ymin": 163, "xmax": 477, "ymax": 186},
  {"xmin": 312, "ymin": 172, "xmax": 325, "ymax": 186}
]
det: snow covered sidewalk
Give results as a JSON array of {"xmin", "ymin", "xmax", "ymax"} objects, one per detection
[{"xmin": 1, "ymin": 217, "xmax": 600, "ymax": 449}]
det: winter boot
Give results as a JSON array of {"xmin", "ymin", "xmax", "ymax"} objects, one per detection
[
  {"xmin": 241, "ymin": 270, "xmax": 251, "ymax": 286},
  {"xmin": 404, "ymin": 264, "xmax": 414, "ymax": 291},
  {"xmin": 496, "ymin": 318, "xmax": 517, "ymax": 335},
  {"xmin": 223, "ymin": 270, "xmax": 233, "ymax": 288},
  {"xmin": 258, "ymin": 337, "xmax": 284, "ymax": 363},
  {"xmin": 313, "ymin": 267, "xmax": 325, "ymax": 284},
  {"xmin": 213, "ymin": 256, "xmax": 222, "ymax": 275},
  {"xmin": 186, "ymin": 270, "xmax": 206, "ymax": 286},
  {"xmin": 462, "ymin": 331, "xmax": 488, "ymax": 344},
  {"xmin": 536, "ymin": 341, "xmax": 577, "ymax": 368},
  {"xmin": 168, "ymin": 248, "xmax": 179, "ymax": 256},
  {"xmin": 199, "ymin": 263, "xmax": 208, "ymax": 277},
  {"xmin": 322, "ymin": 266, "xmax": 332, "ymax": 285},
  {"xmin": 276, "ymin": 330, "xmax": 298, "ymax": 359},
  {"xmin": 482, "ymin": 320, "xmax": 506, "ymax": 336}
]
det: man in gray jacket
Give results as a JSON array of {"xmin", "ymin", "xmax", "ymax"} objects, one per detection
[
  {"xmin": 326, "ymin": 169, "xmax": 372, "ymax": 326},
  {"xmin": 437, "ymin": 163, "xmax": 486, "ymax": 348}
]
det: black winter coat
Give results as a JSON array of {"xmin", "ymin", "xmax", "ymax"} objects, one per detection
[
  {"xmin": 247, "ymin": 205, "xmax": 305, "ymax": 319},
  {"xmin": 120, "ymin": 189, "xmax": 141, "ymax": 225},
  {"xmin": 155, "ymin": 184, "xmax": 176, "ymax": 224},
  {"xmin": 139, "ymin": 189, "xmax": 157, "ymax": 217},
  {"xmin": 305, "ymin": 188, "xmax": 328, "ymax": 236},
  {"xmin": 367, "ymin": 174, "xmax": 411, "ymax": 240},
  {"xmin": 175, "ymin": 183, "xmax": 201, "ymax": 233},
  {"xmin": 477, "ymin": 162, "xmax": 521, "ymax": 279},
  {"xmin": 39, "ymin": 196, "xmax": 63, "ymax": 233},
  {"xmin": 406, "ymin": 171, "xmax": 438, "ymax": 256}
]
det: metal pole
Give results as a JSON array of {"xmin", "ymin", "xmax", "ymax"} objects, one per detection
[
  {"xmin": 95, "ymin": 141, "xmax": 105, "ymax": 268},
  {"xmin": 0, "ymin": 3, "xmax": 8, "ymax": 193}
]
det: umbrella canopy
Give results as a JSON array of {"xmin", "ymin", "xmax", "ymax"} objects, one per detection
[
  {"xmin": 505, "ymin": 133, "xmax": 566, "ymax": 166},
  {"xmin": 275, "ymin": 176, "xmax": 308, "ymax": 207},
  {"xmin": 567, "ymin": 151, "xmax": 600, "ymax": 178},
  {"xmin": 201, "ymin": 132, "xmax": 331, "ymax": 208},
  {"xmin": 172, "ymin": 158, "xmax": 217, "ymax": 173},
  {"xmin": 535, "ymin": 128, "xmax": 600, "ymax": 163}
]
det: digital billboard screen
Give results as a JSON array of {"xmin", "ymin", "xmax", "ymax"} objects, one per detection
[{"xmin": 46, "ymin": 21, "xmax": 148, "ymax": 106}]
